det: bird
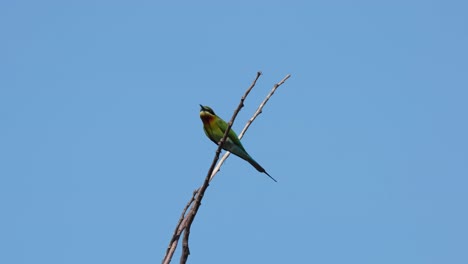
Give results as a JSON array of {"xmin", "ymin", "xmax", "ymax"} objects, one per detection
[{"xmin": 199, "ymin": 104, "xmax": 277, "ymax": 182}]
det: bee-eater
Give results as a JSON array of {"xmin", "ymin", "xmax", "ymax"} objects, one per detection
[{"xmin": 199, "ymin": 105, "xmax": 277, "ymax": 182}]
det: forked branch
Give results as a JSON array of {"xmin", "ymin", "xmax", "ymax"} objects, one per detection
[
  {"xmin": 209, "ymin": 74, "xmax": 291, "ymax": 182},
  {"xmin": 161, "ymin": 72, "xmax": 290, "ymax": 264}
]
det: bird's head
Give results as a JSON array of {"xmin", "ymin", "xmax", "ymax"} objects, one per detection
[
  {"xmin": 199, "ymin": 105, "xmax": 217, "ymax": 123},
  {"xmin": 199, "ymin": 104, "xmax": 216, "ymax": 116}
]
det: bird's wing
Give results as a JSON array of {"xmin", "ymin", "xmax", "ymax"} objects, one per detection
[
  {"xmin": 215, "ymin": 117, "xmax": 246, "ymax": 152},
  {"xmin": 203, "ymin": 125, "xmax": 219, "ymax": 145}
]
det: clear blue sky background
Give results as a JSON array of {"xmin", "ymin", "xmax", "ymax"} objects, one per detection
[{"xmin": 1, "ymin": 1, "xmax": 467, "ymax": 264}]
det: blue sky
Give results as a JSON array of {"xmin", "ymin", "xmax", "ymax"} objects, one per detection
[{"xmin": 1, "ymin": 1, "xmax": 467, "ymax": 263}]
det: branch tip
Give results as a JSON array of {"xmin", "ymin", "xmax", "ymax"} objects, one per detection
[{"xmin": 162, "ymin": 72, "xmax": 291, "ymax": 264}]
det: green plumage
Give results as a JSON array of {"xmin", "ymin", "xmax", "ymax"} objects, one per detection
[{"xmin": 199, "ymin": 105, "xmax": 277, "ymax": 182}]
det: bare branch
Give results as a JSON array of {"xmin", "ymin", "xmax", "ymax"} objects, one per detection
[
  {"xmin": 162, "ymin": 191, "xmax": 197, "ymax": 264},
  {"xmin": 161, "ymin": 72, "xmax": 291, "ymax": 264},
  {"xmin": 162, "ymin": 72, "xmax": 262, "ymax": 264},
  {"xmin": 178, "ymin": 71, "xmax": 262, "ymax": 263},
  {"xmin": 209, "ymin": 73, "xmax": 291, "ymax": 182}
]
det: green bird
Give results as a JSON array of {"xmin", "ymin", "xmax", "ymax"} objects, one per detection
[{"xmin": 199, "ymin": 105, "xmax": 277, "ymax": 182}]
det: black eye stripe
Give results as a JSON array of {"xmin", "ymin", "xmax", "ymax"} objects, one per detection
[{"xmin": 200, "ymin": 106, "xmax": 215, "ymax": 115}]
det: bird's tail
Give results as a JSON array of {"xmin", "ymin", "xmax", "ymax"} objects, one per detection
[
  {"xmin": 245, "ymin": 157, "xmax": 278, "ymax": 182},
  {"xmin": 225, "ymin": 142, "xmax": 277, "ymax": 182}
]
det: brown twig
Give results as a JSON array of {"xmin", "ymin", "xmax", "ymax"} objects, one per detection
[
  {"xmin": 163, "ymin": 191, "xmax": 197, "ymax": 263},
  {"xmin": 161, "ymin": 72, "xmax": 262, "ymax": 264},
  {"xmin": 179, "ymin": 71, "xmax": 262, "ymax": 263},
  {"xmin": 209, "ymin": 74, "xmax": 291, "ymax": 182},
  {"xmin": 162, "ymin": 72, "xmax": 291, "ymax": 264}
]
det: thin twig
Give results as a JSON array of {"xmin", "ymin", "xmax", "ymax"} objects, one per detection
[
  {"xmin": 178, "ymin": 71, "xmax": 262, "ymax": 264},
  {"xmin": 163, "ymin": 190, "xmax": 197, "ymax": 264},
  {"xmin": 209, "ymin": 73, "xmax": 291, "ymax": 182},
  {"xmin": 161, "ymin": 72, "xmax": 262, "ymax": 264},
  {"xmin": 162, "ymin": 73, "xmax": 291, "ymax": 264}
]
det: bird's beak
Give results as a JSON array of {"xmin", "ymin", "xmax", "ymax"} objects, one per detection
[{"xmin": 199, "ymin": 104, "xmax": 204, "ymax": 110}]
